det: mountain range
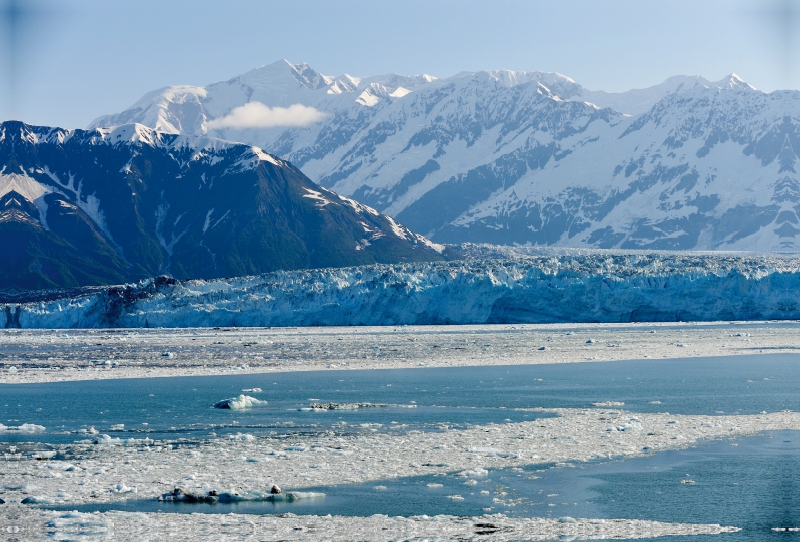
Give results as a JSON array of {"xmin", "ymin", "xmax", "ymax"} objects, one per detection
[
  {"xmin": 91, "ymin": 60, "xmax": 800, "ymax": 251},
  {"xmin": 0, "ymin": 121, "xmax": 449, "ymax": 290}
]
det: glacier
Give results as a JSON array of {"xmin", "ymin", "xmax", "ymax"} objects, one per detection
[{"xmin": 4, "ymin": 250, "xmax": 800, "ymax": 328}]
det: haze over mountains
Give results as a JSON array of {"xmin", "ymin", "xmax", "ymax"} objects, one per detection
[
  {"xmin": 92, "ymin": 60, "xmax": 800, "ymax": 251},
  {"xmin": 0, "ymin": 121, "xmax": 447, "ymax": 290}
]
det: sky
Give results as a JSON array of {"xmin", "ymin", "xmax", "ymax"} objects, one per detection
[{"xmin": 1, "ymin": 0, "xmax": 799, "ymax": 129}]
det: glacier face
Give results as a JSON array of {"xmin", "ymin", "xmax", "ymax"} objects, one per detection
[
  {"xmin": 90, "ymin": 60, "xmax": 800, "ymax": 251},
  {"xmin": 6, "ymin": 252, "xmax": 800, "ymax": 328}
]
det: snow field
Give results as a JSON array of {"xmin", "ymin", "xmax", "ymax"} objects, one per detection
[
  {"xmin": 3, "ymin": 408, "xmax": 797, "ymax": 508},
  {"xmin": 1, "ymin": 322, "xmax": 799, "ymax": 384},
  {"xmin": 10, "ymin": 507, "xmax": 739, "ymax": 541}
]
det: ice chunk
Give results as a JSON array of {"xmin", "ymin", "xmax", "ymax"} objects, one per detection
[
  {"xmin": 92, "ymin": 434, "xmax": 154, "ymax": 446},
  {"xmin": 0, "ymin": 423, "xmax": 45, "ymax": 432},
  {"xmin": 242, "ymin": 387, "xmax": 262, "ymax": 393},
  {"xmin": 46, "ymin": 511, "xmax": 110, "ymax": 529},
  {"xmin": 309, "ymin": 402, "xmax": 385, "ymax": 410},
  {"xmin": 21, "ymin": 496, "xmax": 55, "ymax": 504},
  {"xmin": 220, "ymin": 490, "xmax": 324, "ymax": 502},
  {"xmin": 213, "ymin": 394, "xmax": 267, "ymax": 409},
  {"xmin": 457, "ymin": 468, "xmax": 489, "ymax": 478},
  {"xmin": 27, "ymin": 450, "xmax": 56, "ymax": 460},
  {"xmin": 111, "ymin": 483, "xmax": 136, "ymax": 493},
  {"xmin": 159, "ymin": 487, "xmax": 218, "ymax": 503},
  {"xmin": 160, "ymin": 487, "xmax": 324, "ymax": 503},
  {"xmin": 227, "ymin": 433, "xmax": 255, "ymax": 441},
  {"xmin": 466, "ymin": 447, "xmax": 501, "ymax": 454}
]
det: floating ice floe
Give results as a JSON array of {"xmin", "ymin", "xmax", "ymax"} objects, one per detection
[
  {"xmin": 593, "ymin": 401, "xmax": 625, "ymax": 407},
  {"xmin": 309, "ymin": 402, "xmax": 385, "ymax": 410},
  {"xmin": 227, "ymin": 433, "xmax": 256, "ymax": 441},
  {"xmin": 46, "ymin": 511, "xmax": 111, "ymax": 530},
  {"xmin": 0, "ymin": 423, "xmax": 45, "ymax": 432},
  {"xmin": 111, "ymin": 483, "xmax": 136, "ymax": 493},
  {"xmin": 158, "ymin": 487, "xmax": 323, "ymax": 503},
  {"xmin": 213, "ymin": 394, "xmax": 267, "ymax": 409},
  {"xmin": 27, "ymin": 450, "xmax": 56, "ymax": 460},
  {"xmin": 92, "ymin": 434, "xmax": 154, "ymax": 446},
  {"xmin": 242, "ymin": 387, "xmax": 262, "ymax": 393},
  {"xmin": 457, "ymin": 468, "xmax": 489, "ymax": 478}
]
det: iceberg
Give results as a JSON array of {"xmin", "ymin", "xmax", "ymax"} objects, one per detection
[
  {"xmin": 0, "ymin": 423, "xmax": 45, "ymax": 432},
  {"xmin": 213, "ymin": 395, "xmax": 267, "ymax": 409}
]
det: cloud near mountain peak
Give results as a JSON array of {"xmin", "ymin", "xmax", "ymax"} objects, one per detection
[{"xmin": 207, "ymin": 102, "xmax": 328, "ymax": 129}]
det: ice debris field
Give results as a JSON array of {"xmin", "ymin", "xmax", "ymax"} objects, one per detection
[
  {"xmin": 6, "ymin": 252, "xmax": 800, "ymax": 328},
  {"xmin": 3, "ymin": 324, "xmax": 800, "ymax": 539}
]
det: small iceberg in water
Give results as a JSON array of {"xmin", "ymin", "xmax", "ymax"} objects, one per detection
[
  {"xmin": 158, "ymin": 486, "xmax": 323, "ymax": 503},
  {"xmin": 213, "ymin": 394, "xmax": 267, "ymax": 409}
]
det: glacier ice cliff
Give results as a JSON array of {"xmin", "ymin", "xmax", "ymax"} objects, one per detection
[{"xmin": 3, "ymin": 251, "xmax": 800, "ymax": 328}]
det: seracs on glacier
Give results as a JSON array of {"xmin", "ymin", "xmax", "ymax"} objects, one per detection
[{"xmin": 6, "ymin": 250, "xmax": 800, "ymax": 328}]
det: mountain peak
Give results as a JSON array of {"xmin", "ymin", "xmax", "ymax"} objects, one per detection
[{"xmin": 711, "ymin": 73, "xmax": 757, "ymax": 91}]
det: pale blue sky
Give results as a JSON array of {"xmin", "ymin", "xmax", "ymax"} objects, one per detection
[{"xmin": 1, "ymin": 0, "xmax": 798, "ymax": 128}]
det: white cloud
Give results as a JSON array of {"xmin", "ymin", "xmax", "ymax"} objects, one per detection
[{"xmin": 206, "ymin": 102, "xmax": 328, "ymax": 129}]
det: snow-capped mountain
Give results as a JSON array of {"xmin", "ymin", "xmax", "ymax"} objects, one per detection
[
  {"xmin": 91, "ymin": 60, "xmax": 800, "ymax": 251},
  {"xmin": 0, "ymin": 120, "xmax": 449, "ymax": 290}
]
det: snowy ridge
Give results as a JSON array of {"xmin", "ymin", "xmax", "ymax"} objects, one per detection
[
  {"xmin": 0, "ymin": 119, "xmax": 448, "ymax": 289},
  {"xmin": 6, "ymin": 252, "xmax": 800, "ymax": 328},
  {"xmin": 89, "ymin": 60, "xmax": 800, "ymax": 251}
]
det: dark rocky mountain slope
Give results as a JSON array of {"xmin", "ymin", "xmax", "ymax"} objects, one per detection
[{"xmin": 0, "ymin": 121, "xmax": 451, "ymax": 290}]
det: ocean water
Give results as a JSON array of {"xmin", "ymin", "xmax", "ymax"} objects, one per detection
[
  {"xmin": 47, "ymin": 431, "xmax": 800, "ymax": 541},
  {"xmin": 8, "ymin": 354, "xmax": 800, "ymax": 540},
  {"xmin": 3, "ymin": 353, "xmax": 800, "ymax": 445}
]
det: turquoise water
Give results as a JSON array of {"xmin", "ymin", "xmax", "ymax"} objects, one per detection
[
  {"xmin": 3, "ymin": 354, "xmax": 800, "ymax": 446},
  {"xmin": 48, "ymin": 431, "xmax": 800, "ymax": 541},
  {"xmin": 9, "ymin": 354, "xmax": 800, "ymax": 540}
]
